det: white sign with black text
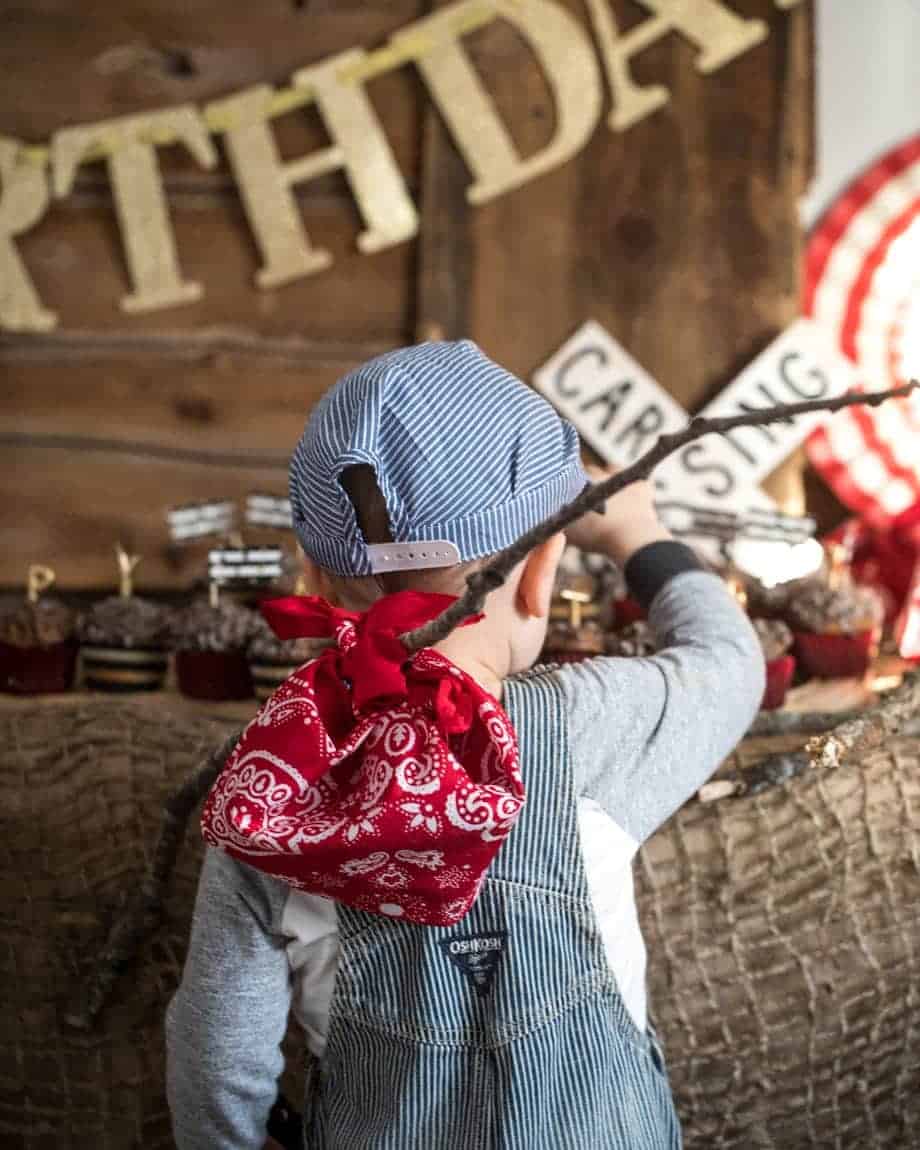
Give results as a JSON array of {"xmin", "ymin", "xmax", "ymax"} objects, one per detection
[{"xmin": 533, "ymin": 318, "xmax": 861, "ymax": 515}]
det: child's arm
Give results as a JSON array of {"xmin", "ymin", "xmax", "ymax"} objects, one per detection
[
  {"xmin": 561, "ymin": 473, "xmax": 765, "ymax": 843},
  {"xmin": 166, "ymin": 847, "xmax": 294, "ymax": 1150}
]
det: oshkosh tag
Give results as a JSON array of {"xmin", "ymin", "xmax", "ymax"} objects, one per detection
[{"xmin": 439, "ymin": 932, "xmax": 507, "ymax": 998}]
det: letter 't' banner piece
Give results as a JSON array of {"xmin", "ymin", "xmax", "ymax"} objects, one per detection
[{"xmin": 51, "ymin": 107, "xmax": 217, "ymax": 313}]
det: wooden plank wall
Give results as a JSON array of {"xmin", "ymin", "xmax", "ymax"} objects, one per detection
[{"xmin": 1, "ymin": 0, "xmax": 814, "ymax": 590}]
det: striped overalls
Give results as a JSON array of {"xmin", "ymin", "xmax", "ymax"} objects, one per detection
[{"xmin": 302, "ymin": 670, "xmax": 682, "ymax": 1149}]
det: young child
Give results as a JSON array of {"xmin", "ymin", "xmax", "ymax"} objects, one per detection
[{"xmin": 166, "ymin": 340, "xmax": 764, "ymax": 1149}]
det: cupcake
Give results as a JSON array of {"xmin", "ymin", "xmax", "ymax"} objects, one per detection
[
  {"xmin": 247, "ymin": 614, "xmax": 326, "ymax": 701},
  {"xmin": 0, "ymin": 567, "xmax": 78, "ymax": 694},
  {"xmin": 744, "ymin": 574, "xmax": 810, "ymax": 621},
  {"xmin": 753, "ymin": 618, "xmax": 796, "ymax": 710},
  {"xmin": 604, "ymin": 620, "xmax": 658, "ymax": 658},
  {"xmin": 80, "ymin": 596, "xmax": 170, "ymax": 692},
  {"xmin": 784, "ymin": 582, "xmax": 884, "ymax": 679},
  {"xmin": 542, "ymin": 618, "xmax": 605, "ymax": 664},
  {"xmin": 543, "ymin": 576, "xmax": 604, "ymax": 664},
  {"xmin": 170, "ymin": 596, "xmax": 257, "ymax": 701}
]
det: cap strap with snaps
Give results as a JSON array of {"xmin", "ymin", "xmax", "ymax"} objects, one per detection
[{"xmin": 367, "ymin": 541, "xmax": 461, "ymax": 574}]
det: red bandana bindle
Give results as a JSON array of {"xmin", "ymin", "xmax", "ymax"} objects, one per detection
[{"xmin": 201, "ymin": 592, "xmax": 525, "ymax": 926}]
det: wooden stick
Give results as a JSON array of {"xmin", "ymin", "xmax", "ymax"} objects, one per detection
[
  {"xmin": 749, "ymin": 709, "xmax": 920, "ymax": 738},
  {"xmin": 700, "ymin": 675, "xmax": 920, "ymax": 803},
  {"xmin": 807, "ymin": 669, "xmax": 920, "ymax": 769},
  {"xmin": 698, "ymin": 750, "xmax": 812, "ymax": 803},
  {"xmin": 401, "ymin": 382, "xmax": 918, "ymax": 651},
  {"xmin": 748, "ymin": 710, "xmax": 865, "ymax": 737}
]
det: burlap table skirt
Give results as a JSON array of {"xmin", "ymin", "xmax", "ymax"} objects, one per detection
[{"xmin": 1, "ymin": 700, "xmax": 918, "ymax": 1148}]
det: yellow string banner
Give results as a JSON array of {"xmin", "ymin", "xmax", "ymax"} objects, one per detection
[{"xmin": 0, "ymin": 0, "xmax": 808, "ymax": 332}]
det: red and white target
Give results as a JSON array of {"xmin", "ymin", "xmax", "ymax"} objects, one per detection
[{"xmin": 806, "ymin": 136, "xmax": 920, "ymax": 528}]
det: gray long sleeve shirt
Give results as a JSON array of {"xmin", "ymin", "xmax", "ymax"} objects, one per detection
[{"xmin": 166, "ymin": 569, "xmax": 764, "ymax": 1148}]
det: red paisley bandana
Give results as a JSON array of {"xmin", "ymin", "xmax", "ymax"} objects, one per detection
[{"xmin": 201, "ymin": 592, "xmax": 524, "ymax": 926}]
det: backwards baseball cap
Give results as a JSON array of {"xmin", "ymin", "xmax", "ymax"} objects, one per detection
[{"xmin": 289, "ymin": 340, "xmax": 587, "ymax": 577}]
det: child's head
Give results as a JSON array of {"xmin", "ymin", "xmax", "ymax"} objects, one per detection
[{"xmin": 290, "ymin": 341, "xmax": 586, "ymax": 675}]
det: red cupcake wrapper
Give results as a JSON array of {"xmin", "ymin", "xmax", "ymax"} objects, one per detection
[
  {"xmin": 613, "ymin": 597, "xmax": 646, "ymax": 628},
  {"xmin": 762, "ymin": 654, "xmax": 796, "ymax": 710},
  {"xmin": 0, "ymin": 639, "xmax": 79, "ymax": 694},
  {"xmin": 175, "ymin": 650, "xmax": 253, "ymax": 701},
  {"xmin": 792, "ymin": 630, "xmax": 876, "ymax": 680}
]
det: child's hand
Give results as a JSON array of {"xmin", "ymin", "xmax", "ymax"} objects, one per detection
[{"xmin": 566, "ymin": 465, "xmax": 671, "ymax": 566}]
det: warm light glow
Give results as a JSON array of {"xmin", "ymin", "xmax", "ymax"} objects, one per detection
[
  {"xmin": 869, "ymin": 673, "xmax": 904, "ymax": 692},
  {"xmin": 732, "ymin": 537, "xmax": 825, "ymax": 588}
]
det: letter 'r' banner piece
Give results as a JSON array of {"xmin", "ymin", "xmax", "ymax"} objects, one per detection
[{"xmin": 805, "ymin": 134, "xmax": 920, "ymax": 530}]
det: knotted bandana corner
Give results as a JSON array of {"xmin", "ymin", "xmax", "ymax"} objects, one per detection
[{"xmin": 201, "ymin": 591, "xmax": 525, "ymax": 925}]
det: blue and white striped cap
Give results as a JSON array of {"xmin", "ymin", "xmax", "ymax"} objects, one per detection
[{"xmin": 289, "ymin": 341, "xmax": 587, "ymax": 577}]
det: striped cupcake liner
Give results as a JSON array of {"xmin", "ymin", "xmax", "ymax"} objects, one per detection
[{"xmin": 81, "ymin": 645, "xmax": 168, "ymax": 692}]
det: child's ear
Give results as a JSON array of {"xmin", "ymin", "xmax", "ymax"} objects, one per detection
[{"xmin": 517, "ymin": 533, "xmax": 566, "ymax": 619}]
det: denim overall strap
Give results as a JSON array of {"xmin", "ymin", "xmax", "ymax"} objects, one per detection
[{"xmin": 304, "ymin": 669, "xmax": 681, "ymax": 1149}]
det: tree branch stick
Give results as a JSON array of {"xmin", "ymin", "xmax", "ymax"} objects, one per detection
[
  {"xmin": 401, "ymin": 382, "xmax": 918, "ymax": 652},
  {"xmin": 748, "ymin": 709, "xmax": 920, "ymax": 738},
  {"xmin": 806, "ymin": 669, "xmax": 920, "ymax": 769}
]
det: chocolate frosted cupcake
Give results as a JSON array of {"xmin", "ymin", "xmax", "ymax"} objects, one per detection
[
  {"xmin": 605, "ymin": 620, "xmax": 658, "ymax": 658},
  {"xmin": 542, "ymin": 618, "xmax": 605, "ymax": 664},
  {"xmin": 744, "ymin": 575, "xmax": 799, "ymax": 621},
  {"xmin": 543, "ymin": 575, "xmax": 604, "ymax": 665},
  {"xmin": 0, "ymin": 579, "xmax": 78, "ymax": 695},
  {"xmin": 247, "ymin": 615, "xmax": 326, "ymax": 701},
  {"xmin": 80, "ymin": 597, "xmax": 170, "ymax": 692},
  {"xmin": 753, "ymin": 618, "xmax": 796, "ymax": 710},
  {"xmin": 170, "ymin": 598, "xmax": 257, "ymax": 701},
  {"xmin": 785, "ymin": 583, "xmax": 884, "ymax": 679}
]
